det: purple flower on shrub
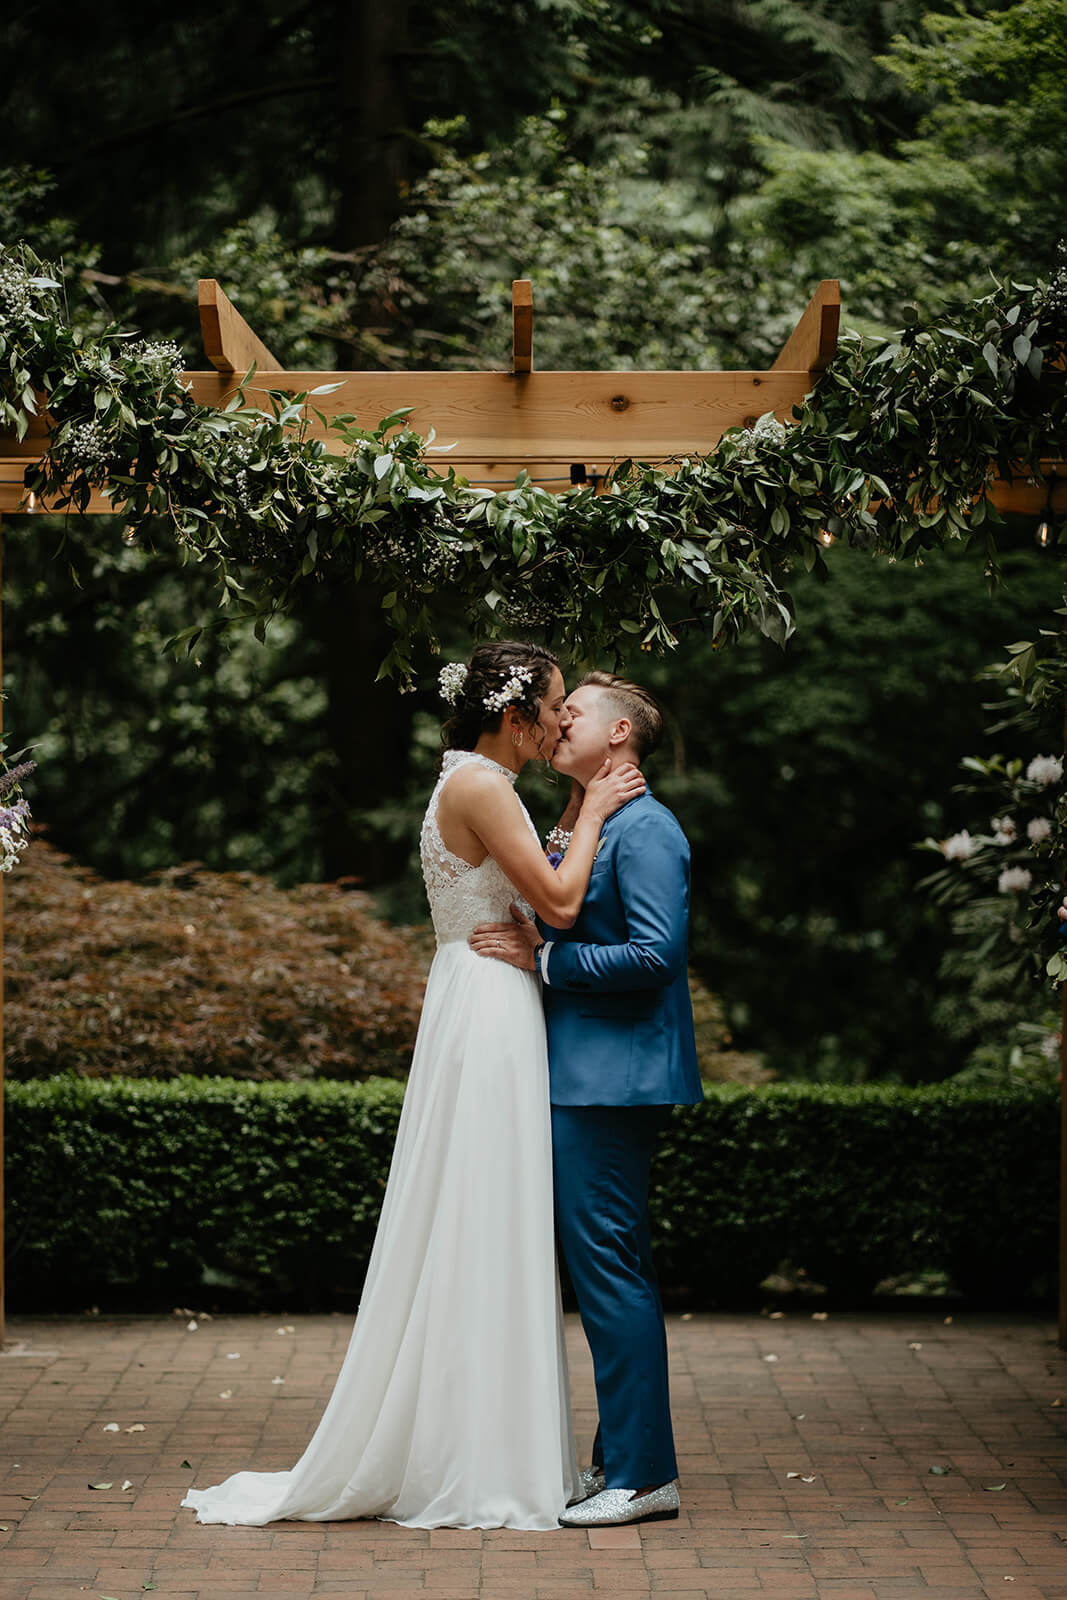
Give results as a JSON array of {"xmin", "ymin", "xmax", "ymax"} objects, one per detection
[{"xmin": 0, "ymin": 760, "xmax": 35, "ymax": 800}]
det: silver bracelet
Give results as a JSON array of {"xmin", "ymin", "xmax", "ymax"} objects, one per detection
[{"xmin": 546, "ymin": 825, "xmax": 574, "ymax": 854}]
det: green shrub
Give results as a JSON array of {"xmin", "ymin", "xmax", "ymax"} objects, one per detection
[
  {"xmin": 5, "ymin": 1076, "xmax": 405, "ymax": 1306},
  {"xmin": 4, "ymin": 1078, "xmax": 1057, "ymax": 1309},
  {"xmin": 652, "ymin": 1084, "xmax": 1058, "ymax": 1304}
]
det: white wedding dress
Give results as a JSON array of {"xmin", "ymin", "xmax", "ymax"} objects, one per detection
[{"xmin": 182, "ymin": 749, "xmax": 578, "ymax": 1530}]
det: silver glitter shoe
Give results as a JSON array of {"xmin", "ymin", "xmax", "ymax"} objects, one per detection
[
  {"xmin": 566, "ymin": 1464, "xmax": 606, "ymax": 1506},
  {"xmin": 559, "ymin": 1481, "xmax": 680, "ymax": 1527}
]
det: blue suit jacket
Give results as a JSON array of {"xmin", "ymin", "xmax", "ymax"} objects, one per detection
[{"xmin": 541, "ymin": 788, "xmax": 703, "ymax": 1107}]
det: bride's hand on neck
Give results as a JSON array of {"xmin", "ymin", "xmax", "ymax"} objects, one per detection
[{"xmin": 581, "ymin": 759, "xmax": 645, "ymax": 825}]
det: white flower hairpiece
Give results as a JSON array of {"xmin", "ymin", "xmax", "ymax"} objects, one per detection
[
  {"xmin": 438, "ymin": 662, "xmax": 468, "ymax": 705},
  {"xmin": 483, "ymin": 665, "xmax": 534, "ymax": 713}
]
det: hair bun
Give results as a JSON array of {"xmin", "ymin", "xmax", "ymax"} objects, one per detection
[{"xmin": 442, "ymin": 641, "xmax": 559, "ymax": 752}]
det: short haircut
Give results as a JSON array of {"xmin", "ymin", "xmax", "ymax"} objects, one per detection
[{"xmin": 578, "ymin": 671, "xmax": 664, "ymax": 761}]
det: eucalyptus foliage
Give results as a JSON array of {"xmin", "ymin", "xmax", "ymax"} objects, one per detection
[{"xmin": 3, "ymin": 240, "xmax": 1066, "ymax": 689}]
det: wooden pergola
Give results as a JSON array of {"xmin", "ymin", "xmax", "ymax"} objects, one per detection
[{"xmin": 1, "ymin": 277, "xmax": 1065, "ymax": 1345}]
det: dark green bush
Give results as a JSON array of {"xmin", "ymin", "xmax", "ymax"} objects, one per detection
[
  {"xmin": 5, "ymin": 1076, "xmax": 405, "ymax": 1307},
  {"xmin": 652, "ymin": 1084, "xmax": 1058, "ymax": 1304},
  {"xmin": 5, "ymin": 1078, "xmax": 1057, "ymax": 1309}
]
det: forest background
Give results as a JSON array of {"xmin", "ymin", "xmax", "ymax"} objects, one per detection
[{"xmin": 2, "ymin": 0, "xmax": 1065, "ymax": 1087}]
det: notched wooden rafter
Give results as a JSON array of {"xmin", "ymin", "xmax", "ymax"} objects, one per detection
[
  {"xmin": 198, "ymin": 279, "xmax": 283, "ymax": 375},
  {"xmin": 512, "ymin": 279, "xmax": 533, "ymax": 375},
  {"xmin": 771, "ymin": 280, "xmax": 840, "ymax": 374}
]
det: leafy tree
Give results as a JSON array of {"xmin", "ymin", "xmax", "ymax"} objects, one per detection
[
  {"xmin": 741, "ymin": 0, "xmax": 1067, "ymax": 329},
  {"xmin": 628, "ymin": 537, "xmax": 1059, "ymax": 1080},
  {"xmin": 3, "ymin": 0, "xmax": 1064, "ymax": 1082}
]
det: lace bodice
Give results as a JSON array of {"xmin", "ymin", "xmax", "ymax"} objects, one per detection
[{"xmin": 420, "ymin": 750, "xmax": 539, "ymax": 943}]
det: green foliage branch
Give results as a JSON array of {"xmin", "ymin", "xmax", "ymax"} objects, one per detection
[
  {"xmin": 917, "ymin": 621, "xmax": 1067, "ymax": 1048},
  {"xmin": 5, "ymin": 1075, "xmax": 1055, "ymax": 1310},
  {"xmin": 2, "ymin": 242, "xmax": 1067, "ymax": 685}
]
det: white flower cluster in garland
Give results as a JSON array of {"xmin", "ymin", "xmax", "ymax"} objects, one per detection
[
  {"xmin": 134, "ymin": 338, "xmax": 184, "ymax": 373},
  {"xmin": 483, "ymin": 666, "xmax": 533, "ymax": 713},
  {"xmin": 57, "ymin": 419, "xmax": 113, "ymax": 474},
  {"xmin": 0, "ymin": 259, "xmax": 42, "ymax": 320}
]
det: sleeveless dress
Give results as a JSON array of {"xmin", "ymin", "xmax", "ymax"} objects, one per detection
[{"xmin": 182, "ymin": 750, "xmax": 578, "ymax": 1530}]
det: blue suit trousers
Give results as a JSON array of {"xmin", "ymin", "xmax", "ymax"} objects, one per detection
[{"xmin": 551, "ymin": 1105, "xmax": 678, "ymax": 1490}]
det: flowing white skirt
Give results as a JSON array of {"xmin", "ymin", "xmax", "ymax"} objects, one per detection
[{"xmin": 182, "ymin": 941, "xmax": 578, "ymax": 1529}]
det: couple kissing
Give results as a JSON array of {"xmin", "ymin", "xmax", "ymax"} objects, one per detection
[{"xmin": 184, "ymin": 640, "xmax": 702, "ymax": 1534}]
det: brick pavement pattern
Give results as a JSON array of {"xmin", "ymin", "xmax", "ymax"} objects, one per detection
[{"xmin": 1, "ymin": 1311, "xmax": 1066, "ymax": 1600}]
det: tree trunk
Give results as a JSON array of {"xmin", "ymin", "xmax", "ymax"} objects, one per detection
[
  {"xmin": 307, "ymin": 2, "xmax": 414, "ymax": 885},
  {"xmin": 334, "ymin": 0, "xmax": 409, "ymax": 254},
  {"xmin": 315, "ymin": 583, "xmax": 416, "ymax": 886}
]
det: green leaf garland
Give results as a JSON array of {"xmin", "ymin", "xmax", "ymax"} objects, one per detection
[{"xmin": 1, "ymin": 241, "xmax": 1066, "ymax": 689}]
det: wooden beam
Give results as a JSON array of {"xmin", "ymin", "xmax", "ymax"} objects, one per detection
[
  {"xmin": 0, "ymin": 369, "xmax": 818, "ymax": 467},
  {"xmin": 0, "ymin": 368, "xmax": 815, "ymax": 510},
  {"xmin": 197, "ymin": 280, "xmax": 283, "ymax": 375},
  {"xmin": 184, "ymin": 367, "xmax": 812, "ymax": 456},
  {"xmin": 0, "ymin": 513, "xmax": 5, "ymax": 1346},
  {"xmin": 983, "ymin": 472, "xmax": 1067, "ymax": 517},
  {"xmin": 772, "ymin": 280, "xmax": 841, "ymax": 374},
  {"xmin": 512, "ymin": 280, "xmax": 533, "ymax": 375}
]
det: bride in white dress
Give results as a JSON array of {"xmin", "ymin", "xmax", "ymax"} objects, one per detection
[{"xmin": 182, "ymin": 640, "xmax": 645, "ymax": 1531}]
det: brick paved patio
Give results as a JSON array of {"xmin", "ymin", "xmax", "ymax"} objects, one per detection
[{"xmin": 1, "ymin": 1309, "xmax": 1066, "ymax": 1599}]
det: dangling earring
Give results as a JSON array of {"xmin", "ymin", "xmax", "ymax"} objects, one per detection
[{"xmin": 511, "ymin": 727, "xmax": 524, "ymax": 749}]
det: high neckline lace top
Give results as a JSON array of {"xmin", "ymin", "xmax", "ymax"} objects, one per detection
[
  {"xmin": 440, "ymin": 749, "xmax": 519, "ymax": 785},
  {"xmin": 421, "ymin": 749, "xmax": 535, "ymax": 942}
]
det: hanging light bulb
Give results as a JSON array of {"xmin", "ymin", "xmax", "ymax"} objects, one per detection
[
  {"xmin": 1036, "ymin": 477, "xmax": 1056, "ymax": 548},
  {"xmin": 27, "ymin": 491, "xmax": 36, "ymax": 513},
  {"xmin": 818, "ymin": 528, "xmax": 834, "ymax": 547}
]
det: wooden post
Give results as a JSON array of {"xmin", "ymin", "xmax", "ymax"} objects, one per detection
[
  {"xmin": 197, "ymin": 280, "xmax": 282, "ymax": 374},
  {"xmin": 1061, "ymin": 975, "xmax": 1067, "ymax": 1346},
  {"xmin": 0, "ymin": 512, "xmax": 6, "ymax": 1347},
  {"xmin": 1060, "ymin": 673, "xmax": 1067, "ymax": 1347},
  {"xmin": 771, "ymin": 280, "xmax": 840, "ymax": 373},
  {"xmin": 512, "ymin": 280, "xmax": 533, "ymax": 375}
]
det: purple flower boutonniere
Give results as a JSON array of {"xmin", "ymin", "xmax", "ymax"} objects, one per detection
[{"xmin": 547, "ymin": 851, "xmax": 563, "ymax": 869}]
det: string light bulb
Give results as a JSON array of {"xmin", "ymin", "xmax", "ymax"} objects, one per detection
[
  {"xmin": 818, "ymin": 529, "xmax": 834, "ymax": 547},
  {"xmin": 1036, "ymin": 476, "xmax": 1056, "ymax": 548},
  {"xmin": 27, "ymin": 491, "xmax": 36, "ymax": 513}
]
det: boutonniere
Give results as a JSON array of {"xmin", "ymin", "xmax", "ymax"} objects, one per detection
[{"xmin": 594, "ymin": 835, "xmax": 606, "ymax": 860}]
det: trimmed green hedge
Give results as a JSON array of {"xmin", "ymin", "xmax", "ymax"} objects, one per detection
[
  {"xmin": 4, "ymin": 1077, "xmax": 1058, "ymax": 1309},
  {"xmin": 652, "ymin": 1083, "xmax": 1058, "ymax": 1304}
]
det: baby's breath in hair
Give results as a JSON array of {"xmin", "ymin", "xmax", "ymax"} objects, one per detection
[
  {"xmin": 483, "ymin": 666, "xmax": 533, "ymax": 712},
  {"xmin": 440, "ymin": 642, "xmax": 558, "ymax": 752}
]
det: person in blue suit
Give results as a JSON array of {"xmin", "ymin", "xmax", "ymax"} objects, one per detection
[{"xmin": 470, "ymin": 671, "xmax": 703, "ymax": 1528}]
